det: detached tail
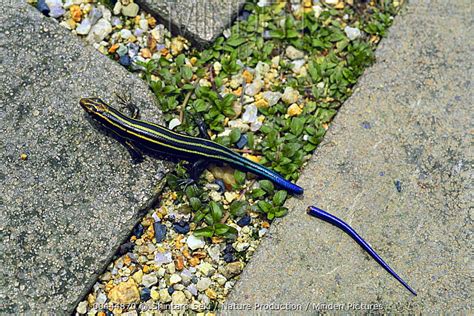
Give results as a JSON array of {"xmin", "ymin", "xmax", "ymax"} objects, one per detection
[{"xmin": 307, "ymin": 206, "xmax": 417, "ymax": 296}]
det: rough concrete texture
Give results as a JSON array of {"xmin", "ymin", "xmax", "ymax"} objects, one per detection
[
  {"xmin": 227, "ymin": 0, "xmax": 472, "ymax": 313},
  {"xmin": 0, "ymin": 3, "xmax": 170, "ymax": 313},
  {"xmin": 136, "ymin": 0, "xmax": 245, "ymax": 48}
]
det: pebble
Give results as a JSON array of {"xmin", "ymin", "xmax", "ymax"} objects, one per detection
[
  {"xmin": 150, "ymin": 288, "xmax": 160, "ymax": 300},
  {"xmin": 228, "ymin": 119, "xmax": 250, "ymax": 133},
  {"xmin": 214, "ymin": 179, "xmax": 226, "ymax": 193},
  {"xmin": 45, "ymin": 0, "xmax": 64, "ymax": 17},
  {"xmin": 214, "ymin": 274, "xmax": 227, "ymax": 286},
  {"xmin": 133, "ymin": 223, "xmax": 144, "ymax": 238},
  {"xmin": 237, "ymin": 215, "xmax": 251, "ymax": 227},
  {"xmin": 168, "ymin": 118, "xmax": 181, "ymax": 130},
  {"xmin": 313, "ymin": 5, "xmax": 323, "ymax": 18},
  {"xmin": 113, "ymin": 1, "xmax": 122, "ymax": 15},
  {"xmin": 207, "ymin": 245, "xmax": 220, "ymax": 262},
  {"xmin": 171, "ymin": 291, "xmax": 187, "ymax": 305},
  {"xmin": 235, "ymin": 242, "xmax": 250, "ymax": 252},
  {"xmin": 117, "ymin": 242, "xmax": 134, "ymax": 255},
  {"xmin": 111, "ymin": 16, "xmax": 122, "ymax": 27},
  {"xmin": 235, "ymin": 134, "xmax": 248, "ymax": 149},
  {"xmin": 282, "ymin": 86, "xmax": 300, "ymax": 104},
  {"xmin": 223, "ymin": 252, "xmax": 235, "ymax": 263},
  {"xmin": 86, "ymin": 18, "xmax": 112, "ymax": 43},
  {"xmin": 197, "ymin": 262, "xmax": 215, "ymax": 277},
  {"xmin": 169, "ymin": 274, "xmax": 182, "ymax": 285},
  {"xmin": 180, "ymin": 269, "xmax": 192, "ymax": 284},
  {"xmin": 286, "ymin": 45, "xmax": 305, "ymax": 60},
  {"xmin": 142, "ymin": 273, "xmax": 158, "ymax": 288},
  {"xmin": 167, "ymin": 286, "xmax": 175, "ymax": 295},
  {"xmin": 186, "ymin": 235, "xmax": 205, "ymax": 250},
  {"xmin": 173, "ymin": 220, "xmax": 190, "ymax": 234},
  {"xmin": 287, "ymin": 103, "xmax": 303, "ymax": 116},
  {"xmin": 262, "ymin": 91, "xmax": 282, "ymax": 106},
  {"xmin": 153, "ymin": 222, "xmax": 167, "ymax": 242},
  {"xmin": 223, "ymin": 262, "xmax": 242, "ymax": 278},
  {"xmin": 245, "ymin": 79, "xmax": 264, "ymax": 96},
  {"xmin": 88, "ymin": 7, "xmax": 103, "ymax": 25},
  {"xmin": 155, "ymin": 251, "xmax": 172, "ymax": 264},
  {"xmin": 108, "ymin": 279, "xmax": 140, "ymax": 304},
  {"xmin": 140, "ymin": 288, "xmax": 151, "ymax": 301},
  {"xmin": 291, "ymin": 59, "xmax": 307, "ymax": 75},
  {"xmin": 344, "ymin": 26, "xmax": 361, "ymax": 40},
  {"xmin": 37, "ymin": 0, "xmax": 50, "ymax": 15},
  {"xmin": 132, "ymin": 269, "xmax": 143, "ymax": 283},
  {"xmin": 120, "ymin": 28, "xmax": 132, "ymax": 39},
  {"xmin": 159, "ymin": 288, "xmax": 172, "ymax": 303},
  {"xmin": 187, "ymin": 284, "xmax": 198, "ymax": 296},
  {"xmin": 255, "ymin": 61, "xmax": 270, "ymax": 77},
  {"xmin": 76, "ymin": 301, "xmax": 87, "ymax": 314},
  {"xmin": 121, "ymin": 2, "xmax": 139, "ymax": 17},
  {"xmin": 76, "ymin": 18, "xmax": 92, "ymax": 35},
  {"xmin": 116, "ymin": 44, "xmax": 128, "ymax": 57},
  {"xmin": 196, "ymin": 277, "xmax": 212, "ymax": 291},
  {"xmin": 242, "ymin": 103, "xmax": 258, "ymax": 123}
]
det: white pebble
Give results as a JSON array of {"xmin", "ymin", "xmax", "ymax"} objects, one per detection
[
  {"xmin": 186, "ymin": 235, "xmax": 205, "ymax": 250},
  {"xmin": 170, "ymin": 274, "xmax": 182, "ymax": 285},
  {"xmin": 196, "ymin": 277, "xmax": 212, "ymax": 291},
  {"xmin": 344, "ymin": 26, "xmax": 361, "ymax": 41},
  {"xmin": 286, "ymin": 45, "xmax": 305, "ymax": 60},
  {"xmin": 244, "ymin": 79, "xmax": 264, "ymax": 96},
  {"xmin": 75, "ymin": 18, "xmax": 92, "ymax": 35},
  {"xmin": 168, "ymin": 118, "xmax": 181, "ymax": 130},
  {"xmin": 242, "ymin": 103, "xmax": 258, "ymax": 123},
  {"xmin": 120, "ymin": 29, "xmax": 132, "ymax": 40},
  {"xmin": 262, "ymin": 91, "xmax": 282, "ymax": 106}
]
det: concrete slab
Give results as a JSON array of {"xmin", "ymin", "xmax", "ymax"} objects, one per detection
[
  {"xmin": 135, "ymin": 0, "xmax": 245, "ymax": 48},
  {"xmin": 226, "ymin": 0, "xmax": 472, "ymax": 313},
  {"xmin": 0, "ymin": 3, "xmax": 170, "ymax": 313}
]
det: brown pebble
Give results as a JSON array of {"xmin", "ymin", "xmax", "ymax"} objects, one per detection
[
  {"xmin": 175, "ymin": 255, "xmax": 184, "ymax": 271},
  {"xmin": 189, "ymin": 257, "xmax": 200, "ymax": 267},
  {"xmin": 193, "ymin": 251, "xmax": 207, "ymax": 259},
  {"xmin": 182, "ymin": 248, "xmax": 192, "ymax": 259},
  {"xmin": 141, "ymin": 48, "xmax": 151, "ymax": 58}
]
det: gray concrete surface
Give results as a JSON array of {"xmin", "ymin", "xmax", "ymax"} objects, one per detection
[
  {"xmin": 136, "ymin": 0, "xmax": 245, "ymax": 48},
  {"xmin": 227, "ymin": 0, "xmax": 472, "ymax": 313},
  {"xmin": 0, "ymin": 3, "xmax": 170, "ymax": 313}
]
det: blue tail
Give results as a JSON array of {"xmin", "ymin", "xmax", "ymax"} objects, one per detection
[{"xmin": 307, "ymin": 206, "xmax": 417, "ymax": 296}]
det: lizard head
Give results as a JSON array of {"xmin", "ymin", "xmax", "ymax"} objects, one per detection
[{"xmin": 80, "ymin": 98, "xmax": 109, "ymax": 115}]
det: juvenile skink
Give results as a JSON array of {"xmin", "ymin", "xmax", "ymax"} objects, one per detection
[{"xmin": 80, "ymin": 97, "xmax": 303, "ymax": 195}]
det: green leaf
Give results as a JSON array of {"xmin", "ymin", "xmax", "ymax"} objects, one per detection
[
  {"xmin": 290, "ymin": 117, "xmax": 305, "ymax": 137},
  {"xmin": 180, "ymin": 66, "xmax": 193, "ymax": 81},
  {"xmin": 194, "ymin": 226, "xmax": 214, "ymax": 238},
  {"xmin": 234, "ymin": 169, "xmax": 246, "ymax": 185},
  {"xmin": 257, "ymin": 200, "xmax": 273, "ymax": 213},
  {"xmin": 185, "ymin": 185, "xmax": 200, "ymax": 199},
  {"xmin": 273, "ymin": 190, "xmax": 288, "ymax": 206},
  {"xmin": 230, "ymin": 128, "xmax": 241, "ymax": 144},
  {"xmin": 214, "ymin": 224, "xmax": 238, "ymax": 239},
  {"xmin": 189, "ymin": 197, "xmax": 202, "ymax": 211},
  {"xmin": 226, "ymin": 36, "xmax": 247, "ymax": 47},
  {"xmin": 252, "ymin": 188, "xmax": 266, "ymax": 199},
  {"xmin": 247, "ymin": 132, "xmax": 255, "ymax": 149},
  {"xmin": 259, "ymin": 180, "xmax": 275, "ymax": 194},
  {"xmin": 210, "ymin": 201, "xmax": 224, "ymax": 223},
  {"xmin": 175, "ymin": 54, "xmax": 186, "ymax": 67},
  {"xmin": 274, "ymin": 206, "xmax": 288, "ymax": 218},
  {"xmin": 193, "ymin": 210, "xmax": 206, "ymax": 223},
  {"xmin": 229, "ymin": 200, "xmax": 248, "ymax": 217}
]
